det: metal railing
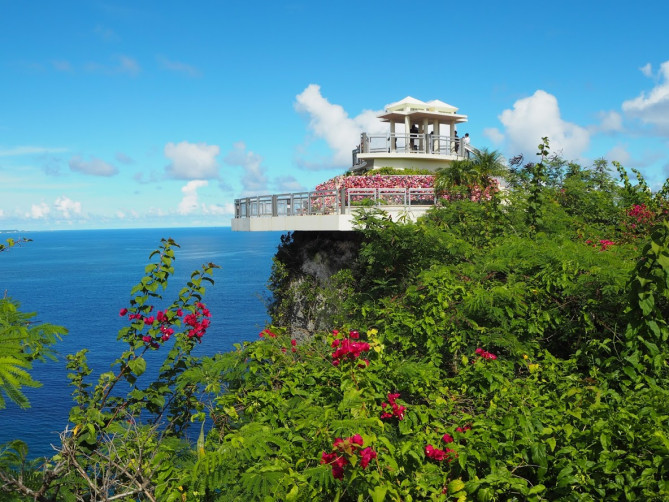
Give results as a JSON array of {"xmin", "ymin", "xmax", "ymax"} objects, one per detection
[
  {"xmin": 360, "ymin": 133, "xmax": 471, "ymax": 157},
  {"xmin": 234, "ymin": 187, "xmax": 438, "ymax": 219}
]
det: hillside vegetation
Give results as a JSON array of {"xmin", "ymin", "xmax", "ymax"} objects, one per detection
[{"xmin": 1, "ymin": 140, "xmax": 668, "ymax": 501}]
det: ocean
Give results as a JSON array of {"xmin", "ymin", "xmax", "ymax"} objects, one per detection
[{"xmin": 0, "ymin": 227, "xmax": 284, "ymax": 458}]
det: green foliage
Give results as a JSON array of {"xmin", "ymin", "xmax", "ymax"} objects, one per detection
[
  {"xmin": 0, "ymin": 238, "xmax": 65, "ymax": 410},
  {"xmin": 3, "ymin": 142, "xmax": 669, "ymax": 500},
  {"xmin": 0, "ymin": 299, "xmax": 66, "ymax": 409}
]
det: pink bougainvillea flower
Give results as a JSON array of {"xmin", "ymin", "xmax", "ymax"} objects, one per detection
[
  {"xmin": 119, "ymin": 308, "xmax": 128, "ymax": 316},
  {"xmin": 475, "ymin": 348, "xmax": 497, "ymax": 360},
  {"xmin": 360, "ymin": 447, "xmax": 377, "ymax": 469},
  {"xmin": 350, "ymin": 434, "xmax": 364, "ymax": 446},
  {"xmin": 290, "ymin": 339, "xmax": 297, "ymax": 346},
  {"xmin": 380, "ymin": 392, "xmax": 406, "ymax": 420},
  {"xmin": 442, "ymin": 433, "xmax": 454, "ymax": 443},
  {"xmin": 425, "ymin": 445, "xmax": 456, "ymax": 462}
]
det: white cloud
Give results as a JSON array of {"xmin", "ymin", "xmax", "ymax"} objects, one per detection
[
  {"xmin": 69, "ymin": 155, "xmax": 119, "ymax": 176},
  {"xmin": 498, "ymin": 90, "xmax": 590, "ymax": 159},
  {"xmin": 177, "ymin": 180, "xmax": 208, "ymax": 215},
  {"xmin": 640, "ymin": 63, "xmax": 653, "ymax": 77},
  {"xmin": 294, "ymin": 84, "xmax": 385, "ymax": 167},
  {"xmin": 224, "ymin": 142, "xmax": 268, "ymax": 194},
  {"xmin": 483, "ymin": 127, "xmax": 505, "ymax": 145},
  {"xmin": 0, "ymin": 145, "xmax": 67, "ymax": 157},
  {"xmin": 622, "ymin": 60, "xmax": 669, "ymax": 135},
  {"xmin": 28, "ymin": 203, "xmax": 50, "ymax": 219},
  {"xmin": 165, "ymin": 141, "xmax": 220, "ymax": 179},
  {"xmin": 606, "ymin": 145, "xmax": 632, "ymax": 165},
  {"xmin": 0, "ymin": 209, "xmax": 4, "ymax": 218},
  {"xmin": 54, "ymin": 196, "xmax": 82, "ymax": 218},
  {"xmin": 202, "ymin": 203, "xmax": 228, "ymax": 215},
  {"xmin": 158, "ymin": 56, "xmax": 201, "ymax": 77},
  {"xmin": 596, "ymin": 110, "xmax": 623, "ymax": 133},
  {"xmin": 275, "ymin": 175, "xmax": 306, "ymax": 192}
]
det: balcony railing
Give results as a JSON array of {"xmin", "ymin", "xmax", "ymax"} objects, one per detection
[
  {"xmin": 234, "ymin": 187, "xmax": 438, "ymax": 219},
  {"xmin": 360, "ymin": 133, "xmax": 470, "ymax": 157}
]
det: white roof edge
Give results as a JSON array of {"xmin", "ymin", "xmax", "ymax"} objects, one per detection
[{"xmin": 385, "ymin": 97, "xmax": 459, "ymax": 114}]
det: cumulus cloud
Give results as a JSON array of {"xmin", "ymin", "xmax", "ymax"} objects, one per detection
[
  {"xmin": 640, "ymin": 63, "xmax": 653, "ymax": 77},
  {"xmin": 294, "ymin": 84, "xmax": 385, "ymax": 168},
  {"xmin": 275, "ymin": 175, "xmax": 306, "ymax": 192},
  {"xmin": 596, "ymin": 111, "xmax": 623, "ymax": 133},
  {"xmin": 498, "ymin": 90, "xmax": 590, "ymax": 159},
  {"xmin": 158, "ymin": 56, "xmax": 201, "ymax": 77},
  {"xmin": 54, "ymin": 196, "xmax": 82, "ymax": 218},
  {"xmin": 165, "ymin": 141, "xmax": 220, "ymax": 179},
  {"xmin": 606, "ymin": 145, "xmax": 632, "ymax": 165},
  {"xmin": 622, "ymin": 60, "xmax": 669, "ymax": 135},
  {"xmin": 483, "ymin": 127, "xmax": 505, "ymax": 145},
  {"xmin": 224, "ymin": 142, "xmax": 268, "ymax": 194},
  {"xmin": 69, "ymin": 155, "xmax": 118, "ymax": 176},
  {"xmin": 28, "ymin": 203, "xmax": 50, "ymax": 219},
  {"xmin": 177, "ymin": 180, "xmax": 208, "ymax": 215}
]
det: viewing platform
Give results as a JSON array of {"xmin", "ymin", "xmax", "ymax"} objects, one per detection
[
  {"xmin": 231, "ymin": 96, "xmax": 475, "ymax": 232},
  {"xmin": 232, "ymin": 187, "xmax": 438, "ymax": 232}
]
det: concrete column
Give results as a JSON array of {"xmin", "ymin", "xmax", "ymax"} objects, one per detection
[
  {"xmin": 450, "ymin": 124, "xmax": 456, "ymax": 154},
  {"xmin": 390, "ymin": 122, "xmax": 396, "ymax": 153},
  {"xmin": 433, "ymin": 120, "xmax": 440, "ymax": 153},
  {"xmin": 405, "ymin": 116, "xmax": 410, "ymax": 152}
]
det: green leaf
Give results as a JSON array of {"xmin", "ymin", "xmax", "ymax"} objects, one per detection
[
  {"xmin": 369, "ymin": 485, "xmax": 387, "ymax": 502},
  {"xmin": 448, "ymin": 479, "xmax": 466, "ymax": 493},
  {"xmin": 128, "ymin": 357, "xmax": 146, "ymax": 376}
]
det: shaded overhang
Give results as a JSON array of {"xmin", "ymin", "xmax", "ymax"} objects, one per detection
[{"xmin": 378, "ymin": 110, "xmax": 468, "ymax": 124}]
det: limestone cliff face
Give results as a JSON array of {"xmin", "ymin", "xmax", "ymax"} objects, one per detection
[{"xmin": 268, "ymin": 231, "xmax": 362, "ymax": 338}]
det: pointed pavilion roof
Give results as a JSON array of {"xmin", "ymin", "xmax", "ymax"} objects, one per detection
[{"xmin": 378, "ymin": 96, "xmax": 467, "ymax": 124}]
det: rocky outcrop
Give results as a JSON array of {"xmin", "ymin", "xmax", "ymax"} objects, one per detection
[{"xmin": 268, "ymin": 231, "xmax": 362, "ymax": 338}]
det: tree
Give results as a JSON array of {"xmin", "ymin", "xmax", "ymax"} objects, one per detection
[{"xmin": 0, "ymin": 238, "xmax": 65, "ymax": 410}]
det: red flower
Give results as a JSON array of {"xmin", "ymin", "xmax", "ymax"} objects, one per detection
[
  {"xmin": 442, "ymin": 433, "xmax": 454, "ymax": 443},
  {"xmin": 425, "ymin": 445, "xmax": 456, "ymax": 462},
  {"xmin": 291, "ymin": 339, "xmax": 297, "ymax": 346},
  {"xmin": 119, "ymin": 308, "xmax": 128, "ymax": 316},
  {"xmin": 350, "ymin": 434, "xmax": 364, "ymax": 446},
  {"xmin": 359, "ymin": 447, "xmax": 377, "ymax": 468}
]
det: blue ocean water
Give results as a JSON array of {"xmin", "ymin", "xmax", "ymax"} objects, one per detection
[{"xmin": 0, "ymin": 227, "xmax": 284, "ymax": 458}]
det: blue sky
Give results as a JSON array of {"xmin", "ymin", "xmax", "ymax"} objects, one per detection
[{"xmin": 1, "ymin": 0, "xmax": 669, "ymax": 230}]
